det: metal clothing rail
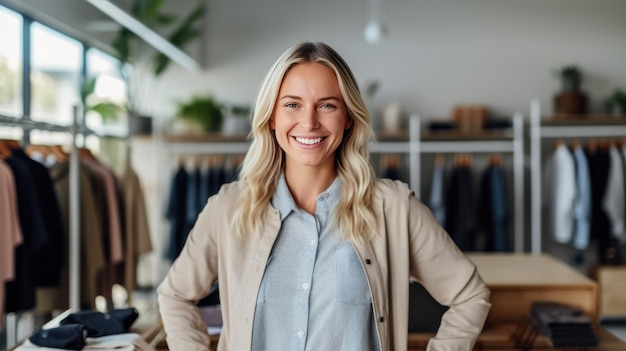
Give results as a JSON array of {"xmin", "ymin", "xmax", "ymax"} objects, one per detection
[
  {"xmin": 529, "ymin": 99, "xmax": 626, "ymax": 254},
  {"xmin": 0, "ymin": 112, "xmax": 75, "ymax": 348},
  {"xmin": 1, "ymin": 109, "xmax": 84, "ymax": 312},
  {"xmin": 1, "ymin": 107, "xmax": 128, "ymax": 348},
  {"xmin": 413, "ymin": 114, "xmax": 525, "ymax": 253}
]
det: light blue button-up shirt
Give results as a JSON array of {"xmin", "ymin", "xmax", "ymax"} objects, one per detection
[
  {"xmin": 572, "ymin": 145, "xmax": 591, "ymax": 250},
  {"xmin": 251, "ymin": 173, "xmax": 379, "ymax": 351}
]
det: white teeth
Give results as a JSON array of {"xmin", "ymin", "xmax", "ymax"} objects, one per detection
[{"xmin": 295, "ymin": 137, "xmax": 323, "ymax": 145}]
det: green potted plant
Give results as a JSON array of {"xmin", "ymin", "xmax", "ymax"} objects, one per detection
[
  {"xmin": 605, "ymin": 89, "xmax": 626, "ymax": 116},
  {"xmin": 553, "ymin": 64, "xmax": 587, "ymax": 115},
  {"xmin": 80, "ymin": 76, "xmax": 123, "ymax": 124},
  {"xmin": 110, "ymin": 0, "xmax": 205, "ymax": 134},
  {"xmin": 555, "ymin": 65, "xmax": 582, "ymax": 92},
  {"xmin": 175, "ymin": 95, "xmax": 224, "ymax": 133}
]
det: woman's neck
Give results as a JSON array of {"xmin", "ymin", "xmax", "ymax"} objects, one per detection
[{"xmin": 284, "ymin": 165, "xmax": 337, "ymax": 214}]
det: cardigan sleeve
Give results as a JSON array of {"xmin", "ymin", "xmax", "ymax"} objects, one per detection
[
  {"xmin": 157, "ymin": 195, "xmax": 220, "ymax": 351},
  {"xmin": 408, "ymin": 196, "xmax": 491, "ymax": 351}
]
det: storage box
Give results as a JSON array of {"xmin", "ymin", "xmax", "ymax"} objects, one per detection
[
  {"xmin": 594, "ymin": 266, "xmax": 626, "ymax": 319},
  {"xmin": 467, "ymin": 253, "xmax": 598, "ymax": 326}
]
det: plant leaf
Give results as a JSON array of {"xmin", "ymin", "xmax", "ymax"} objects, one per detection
[
  {"xmin": 112, "ymin": 29, "xmax": 133, "ymax": 63},
  {"xmin": 89, "ymin": 102, "xmax": 123, "ymax": 122},
  {"xmin": 153, "ymin": 52, "xmax": 169, "ymax": 76},
  {"xmin": 80, "ymin": 77, "xmax": 97, "ymax": 104},
  {"xmin": 155, "ymin": 13, "xmax": 177, "ymax": 26},
  {"xmin": 167, "ymin": 4, "xmax": 204, "ymax": 47}
]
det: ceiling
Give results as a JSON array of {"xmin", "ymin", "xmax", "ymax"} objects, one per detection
[{"xmin": 0, "ymin": 0, "xmax": 200, "ymax": 56}]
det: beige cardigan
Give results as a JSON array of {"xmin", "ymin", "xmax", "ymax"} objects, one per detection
[{"xmin": 158, "ymin": 179, "xmax": 491, "ymax": 351}]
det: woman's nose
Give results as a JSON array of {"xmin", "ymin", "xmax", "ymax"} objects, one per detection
[{"xmin": 301, "ymin": 108, "xmax": 320, "ymax": 130}]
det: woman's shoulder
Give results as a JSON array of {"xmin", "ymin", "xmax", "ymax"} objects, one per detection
[
  {"xmin": 207, "ymin": 180, "xmax": 244, "ymax": 208},
  {"xmin": 374, "ymin": 178, "xmax": 413, "ymax": 197}
]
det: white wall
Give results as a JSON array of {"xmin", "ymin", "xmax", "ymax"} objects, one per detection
[{"xmin": 147, "ymin": 0, "xmax": 626, "ymax": 123}]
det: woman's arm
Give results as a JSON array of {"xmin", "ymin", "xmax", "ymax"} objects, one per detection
[
  {"xmin": 408, "ymin": 197, "xmax": 491, "ymax": 351},
  {"xmin": 157, "ymin": 197, "xmax": 220, "ymax": 351}
]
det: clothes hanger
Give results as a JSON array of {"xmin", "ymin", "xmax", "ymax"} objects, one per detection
[
  {"xmin": 0, "ymin": 138, "xmax": 21, "ymax": 150},
  {"xmin": 51, "ymin": 145, "xmax": 69, "ymax": 161},
  {"xmin": 465, "ymin": 154, "xmax": 473, "ymax": 168},
  {"xmin": 489, "ymin": 153, "xmax": 502, "ymax": 167},
  {"xmin": 553, "ymin": 138, "xmax": 564, "ymax": 150},
  {"xmin": 599, "ymin": 139, "xmax": 611, "ymax": 151},
  {"xmin": 435, "ymin": 153, "xmax": 445, "ymax": 167},
  {"xmin": 587, "ymin": 138, "xmax": 598, "ymax": 153},
  {"xmin": 0, "ymin": 140, "xmax": 11, "ymax": 159},
  {"xmin": 78, "ymin": 147, "xmax": 96, "ymax": 161}
]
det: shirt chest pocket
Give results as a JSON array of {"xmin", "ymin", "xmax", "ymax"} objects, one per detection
[{"xmin": 335, "ymin": 244, "xmax": 371, "ymax": 305}]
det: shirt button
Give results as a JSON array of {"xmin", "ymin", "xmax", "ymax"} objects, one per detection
[
  {"xmin": 310, "ymin": 240, "xmax": 317, "ymax": 246},
  {"xmin": 379, "ymin": 317, "xmax": 385, "ymax": 323},
  {"xmin": 297, "ymin": 331, "xmax": 305, "ymax": 338},
  {"xmin": 302, "ymin": 283, "xmax": 309, "ymax": 289},
  {"xmin": 365, "ymin": 259, "xmax": 372, "ymax": 265}
]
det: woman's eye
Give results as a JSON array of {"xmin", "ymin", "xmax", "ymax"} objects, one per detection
[
  {"xmin": 319, "ymin": 103, "xmax": 336, "ymax": 110},
  {"xmin": 284, "ymin": 102, "xmax": 298, "ymax": 109}
]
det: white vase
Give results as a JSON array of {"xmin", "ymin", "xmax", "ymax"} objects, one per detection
[
  {"xmin": 222, "ymin": 116, "xmax": 251, "ymax": 136},
  {"xmin": 382, "ymin": 104, "xmax": 402, "ymax": 132}
]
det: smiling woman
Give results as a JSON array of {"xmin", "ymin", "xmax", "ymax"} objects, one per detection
[
  {"xmin": 157, "ymin": 42, "xmax": 490, "ymax": 351},
  {"xmin": 271, "ymin": 62, "xmax": 352, "ymax": 195}
]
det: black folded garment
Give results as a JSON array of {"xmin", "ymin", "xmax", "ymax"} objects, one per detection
[
  {"xmin": 29, "ymin": 324, "xmax": 86, "ymax": 350},
  {"xmin": 531, "ymin": 301, "xmax": 598, "ymax": 347},
  {"xmin": 60, "ymin": 308, "xmax": 139, "ymax": 337}
]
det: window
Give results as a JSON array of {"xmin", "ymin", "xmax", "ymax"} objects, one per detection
[
  {"xmin": 30, "ymin": 22, "xmax": 82, "ymax": 125},
  {"xmin": 0, "ymin": 6, "xmax": 22, "ymax": 117},
  {"xmin": 85, "ymin": 48, "xmax": 128, "ymax": 133}
]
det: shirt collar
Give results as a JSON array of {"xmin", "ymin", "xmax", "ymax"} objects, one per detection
[{"xmin": 271, "ymin": 172, "xmax": 342, "ymax": 221}]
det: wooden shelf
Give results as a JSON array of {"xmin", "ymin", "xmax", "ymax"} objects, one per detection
[
  {"xmin": 543, "ymin": 115, "xmax": 626, "ymax": 125},
  {"xmin": 163, "ymin": 133, "xmax": 249, "ymax": 143},
  {"xmin": 163, "ymin": 129, "xmax": 514, "ymax": 144},
  {"xmin": 421, "ymin": 129, "xmax": 513, "ymax": 140},
  {"xmin": 467, "ymin": 253, "xmax": 598, "ymax": 327}
]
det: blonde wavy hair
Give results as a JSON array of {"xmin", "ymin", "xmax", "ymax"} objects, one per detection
[{"xmin": 233, "ymin": 42, "xmax": 377, "ymax": 242}]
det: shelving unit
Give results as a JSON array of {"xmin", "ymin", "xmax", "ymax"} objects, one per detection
[
  {"xmin": 529, "ymin": 99, "xmax": 626, "ymax": 254},
  {"xmin": 160, "ymin": 113, "xmax": 525, "ymax": 252}
]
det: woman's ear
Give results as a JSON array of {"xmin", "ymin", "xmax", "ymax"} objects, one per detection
[
  {"xmin": 270, "ymin": 117, "xmax": 275, "ymax": 130},
  {"xmin": 344, "ymin": 117, "xmax": 353, "ymax": 130}
]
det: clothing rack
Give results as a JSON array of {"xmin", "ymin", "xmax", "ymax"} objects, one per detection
[
  {"xmin": 410, "ymin": 114, "xmax": 525, "ymax": 253},
  {"xmin": 529, "ymin": 99, "xmax": 626, "ymax": 254},
  {"xmin": 1, "ymin": 107, "xmax": 127, "ymax": 348},
  {"xmin": 161, "ymin": 114, "xmax": 525, "ymax": 253},
  {"xmin": 0, "ymin": 112, "xmax": 76, "ymax": 347}
]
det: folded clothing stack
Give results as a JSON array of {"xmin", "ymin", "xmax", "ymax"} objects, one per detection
[
  {"xmin": 23, "ymin": 308, "xmax": 139, "ymax": 350},
  {"xmin": 531, "ymin": 302, "xmax": 599, "ymax": 347}
]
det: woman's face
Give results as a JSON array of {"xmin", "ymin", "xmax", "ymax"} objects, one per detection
[{"xmin": 271, "ymin": 62, "xmax": 351, "ymax": 173}]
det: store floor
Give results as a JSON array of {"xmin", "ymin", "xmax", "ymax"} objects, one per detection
[{"xmin": 604, "ymin": 322, "xmax": 626, "ymax": 342}]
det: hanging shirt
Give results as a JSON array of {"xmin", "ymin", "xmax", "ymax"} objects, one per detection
[
  {"xmin": 0, "ymin": 160, "xmax": 23, "ymax": 329},
  {"xmin": 11, "ymin": 149, "xmax": 65, "ymax": 287},
  {"xmin": 445, "ymin": 165, "xmax": 475, "ymax": 251},
  {"xmin": 166, "ymin": 166, "xmax": 188, "ymax": 261},
  {"xmin": 544, "ymin": 144, "xmax": 576, "ymax": 245},
  {"xmin": 478, "ymin": 165, "xmax": 509, "ymax": 252},
  {"xmin": 603, "ymin": 144, "xmax": 625, "ymax": 243},
  {"xmin": 4, "ymin": 154, "xmax": 49, "ymax": 313},
  {"xmin": 428, "ymin": 162, "xmax": 446, "ymax": 226},
  {"xmin": 571, "ymin": 145, "xmax": 591, "ymax": 250},
  {"xmin": 252, "ymin": 174, "xmax": 379, "ymax": 351}
]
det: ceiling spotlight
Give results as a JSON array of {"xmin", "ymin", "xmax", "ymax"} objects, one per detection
[
  {"xmin": 364, "ymin": 20, "xmax": 387, "ymax": 44},
  {"xmin": 365, "ymin": 0, "xmax": 387, "ymax": 44}
]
